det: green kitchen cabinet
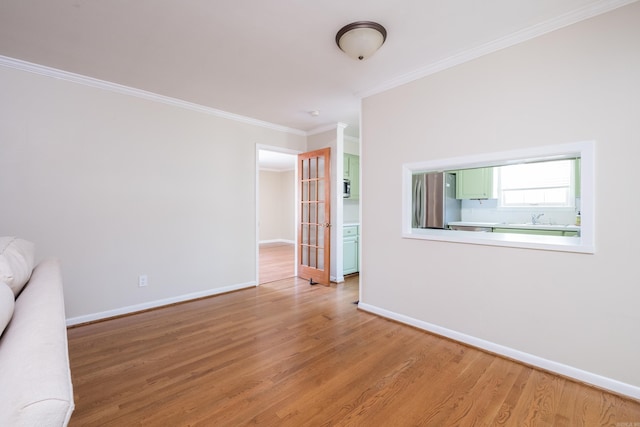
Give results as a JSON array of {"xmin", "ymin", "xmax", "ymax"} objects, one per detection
[
  {"xmin": 493, "ymin": 228, "xmax": 563, "ymax": 236},
  {"xmin": 455, "ymin": 167, "xmax": 494, "ymax": 199},
  {"xmin": 343, "ymin": 225, "xmax": 359, "ymax": 275},
  {"xmin": 492, "ymin": 227, "xmax": 579, "ymax": 236},
  {"xmin": 344, "ymin": 154, "xmax": 360, "ymax": 200}
]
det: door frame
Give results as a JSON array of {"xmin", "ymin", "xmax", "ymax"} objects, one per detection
[{"xmin": 255, "ymin": 145, "xmax": 301, "ymax": 286}]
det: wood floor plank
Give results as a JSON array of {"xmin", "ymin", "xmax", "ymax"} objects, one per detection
[
  {"xmin": 440, "ymin": 356, "xmax": 524, "ymax": 425},
  {"xmin": 67, "ymin": 276, "xmax": 640, "ymax": 426},
  {"xmin": 510, "ymin": 369, "xmax": 565, "ymax": 426},
  {"xmin": 259, "ymin": 242, "xmax": 295, "ymax": 284}
]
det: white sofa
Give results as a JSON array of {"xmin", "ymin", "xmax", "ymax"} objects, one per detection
[{"xmin": 0, "ymin": 237, "xmax": 75, "ymax": 426}]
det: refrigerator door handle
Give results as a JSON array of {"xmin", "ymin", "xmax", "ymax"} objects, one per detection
[{"xmin": 412, "ymin": 176, "xmax": 423, "ymax": 227}]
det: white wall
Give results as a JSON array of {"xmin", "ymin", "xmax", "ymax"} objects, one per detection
[
  {"xmin": 259, "ymin": 169, "xmax": 295, "ymax": 243},
  {"xmin": 361, "ymin": 2, "xmax": 640, "ymax": 395},
  {"xmin": 0, "ymin": 65, "xmax": 306, "ymax": 321}
]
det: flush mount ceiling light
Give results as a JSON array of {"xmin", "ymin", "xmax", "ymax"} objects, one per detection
[{"xmin": 336, "ymin": 21, "xmax": 387, "ymax": 61}]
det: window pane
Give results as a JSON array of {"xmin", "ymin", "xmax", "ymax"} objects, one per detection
[
  {"xmin": 500, "ymin": 160, "xmax": 572, "ymax": 190},
  {"xmin": 318, "ymin": 202, "xmax": 325, "ymax": 224},
  {"xmin": 498, "ymin": 159, "xmax": 575, "ymax": 207},
  {"xmin": 503, "ymin": 188, "xmax": 570, "ymax": 206},
  {"xmin": 310, "ymin": 181, "xmax": 316, "ymax": 201},
  {"xmin": 309, "ymin": 225, "xmax": 317, "ymax": 245},
  {"xmin": 310, "ymin": 203, "xmax": 317, "ymax": 224},
  {"xmin": 310, "ymin": 157, "xmax": 317, "ymax": 179},
  {"xmin": 309, "ymin": 247, "xmax": 317, "ymax": 268},
  {"xmin": 318, "ymin": 179, "xmax": 324, "ymax": 202},
  {"xmin": 318, "ymin": 225, "xmax": 324, "ymax": 248}
]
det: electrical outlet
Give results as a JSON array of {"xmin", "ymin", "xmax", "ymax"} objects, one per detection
[{"xmin": 138, "ymin": 274, "xmax": 148, "ymax": 287}]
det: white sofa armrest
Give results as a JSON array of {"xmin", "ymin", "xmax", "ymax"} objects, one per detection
[{"xmin": 0, "ymin": 258, "xmax": 75, "ymax": 426}]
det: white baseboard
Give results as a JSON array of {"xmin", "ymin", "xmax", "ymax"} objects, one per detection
[
  {"xmin": 357, "ymin": 302, "xmax": 640, "ymax": 400},
  {"xmin": 259, "ymin": 239, "xmax": 295, "ymax": 245},
  {"xmin": 66, "ymin": 281, "xmax": 257, "ymax": 326}
]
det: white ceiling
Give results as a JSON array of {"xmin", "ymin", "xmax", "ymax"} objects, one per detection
[{"xmin": 0, "ymin": 0, "xmax": 634, "ymax": 138}]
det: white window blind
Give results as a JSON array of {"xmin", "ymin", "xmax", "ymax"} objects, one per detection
[{"xmin": 498, "ymin": 159, "xmax": 575, "ymax": 207}]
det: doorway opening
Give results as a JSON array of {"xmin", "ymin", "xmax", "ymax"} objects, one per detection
[{"xmin": 257, "ymin": 148, "xmax": 298, "ymax": 284}]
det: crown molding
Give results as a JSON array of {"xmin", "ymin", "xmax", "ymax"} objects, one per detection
[
  {"xmin": 307, "ymin": 122, "xmax": 348, "ymax": 136},
  {"xmin": 358, "ymin": 0, "xmax": 638, "ymax": 99},
  {"xmin": 0, "ymin": 55, "xmax": 307, "ymax": 137}
]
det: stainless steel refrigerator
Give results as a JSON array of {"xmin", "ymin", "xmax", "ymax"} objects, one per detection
[{"xmin": 412, "ymin": 172, "xmax": 461, "ymax": 229}]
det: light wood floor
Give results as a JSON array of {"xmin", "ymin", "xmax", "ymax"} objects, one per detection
[
  {"xmin": 67, "ymin": 277, "xmax": 640, "ymax": 426},
  {"xmin": 259, "ymin": 242, "xmax": 295, "ymax": 284}
]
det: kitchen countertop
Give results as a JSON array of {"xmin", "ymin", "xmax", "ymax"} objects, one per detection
[{"xmin": 448, "ymin": 221, "xmax": 580, "ymax": 232}]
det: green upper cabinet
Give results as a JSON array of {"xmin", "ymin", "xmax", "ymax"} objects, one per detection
[
  {"xmin": 344, "ymin": 153, "xmax": 360, "ymax": 200},
  {"xmin": 455, "ymin": 167, "xmax": 494, "ymax": 199}
]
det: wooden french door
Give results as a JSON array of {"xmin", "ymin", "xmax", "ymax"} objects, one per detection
[{"xmin": 297, "ymin": 148, "xmax": 331, "ymax": 286}]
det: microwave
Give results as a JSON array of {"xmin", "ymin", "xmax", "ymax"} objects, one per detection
[{"xmin": 343, "ymin": 179, "xmax": 351, "ymax": 198}]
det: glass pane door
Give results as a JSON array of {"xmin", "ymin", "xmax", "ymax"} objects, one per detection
[{"xmin": 298, "ymin": 148, "xmax": 331, "ymax": 285}]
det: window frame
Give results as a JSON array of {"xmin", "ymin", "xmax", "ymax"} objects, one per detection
[
  {"xmin": 496, "ymin": 159, "xmax": 576, "ymax": 209},
  {"xmin": 402, "ymin": 141, "xmax": 594, "ymax": 254}
]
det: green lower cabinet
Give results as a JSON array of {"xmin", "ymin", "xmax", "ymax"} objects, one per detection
[
  {"xmin": 493, "ymin": 228, "xmax": 578, "ymax": 236},
  {"xmin": 343, "ymin": 226, "xmax": 359, "ymax": 275}
]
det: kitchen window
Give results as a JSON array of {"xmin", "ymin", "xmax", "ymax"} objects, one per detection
[{"xmin": 497, "ymin": 159, "xmax": 576, "ymax": 208}]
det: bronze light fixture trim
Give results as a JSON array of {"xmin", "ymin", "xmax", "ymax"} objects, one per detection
[{"xmin": 335, "ymin": 21, "xmax": 387, "ymax": 60}]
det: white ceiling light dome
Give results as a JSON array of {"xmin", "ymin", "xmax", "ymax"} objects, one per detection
[{"xmin": 336, "ymin": 21, "xmax": 387, "ymax": 61}]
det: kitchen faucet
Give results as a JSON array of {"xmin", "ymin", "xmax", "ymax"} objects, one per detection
[{"xmin": 531, "ymin": 213, "xmax": 544, "ymax": 224}]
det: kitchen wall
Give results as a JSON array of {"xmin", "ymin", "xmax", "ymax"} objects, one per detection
[
  {"xmin": 361, "ymin": 2, "xmax": 640, "ymax": 395},
  {"xmin": 460, "ymin": 199, "xmax": 579, "ymax": 226},
  {"xmin": 0, "ymin": 64, "xmax": 306, "ymax": 321},
  {"xmin": 259, "ymin": 169, "xmax": 295, "ymax": 243},
  {"xmin": 343, "ymin": 197, "xmax": 360, "ymax": 224}
]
